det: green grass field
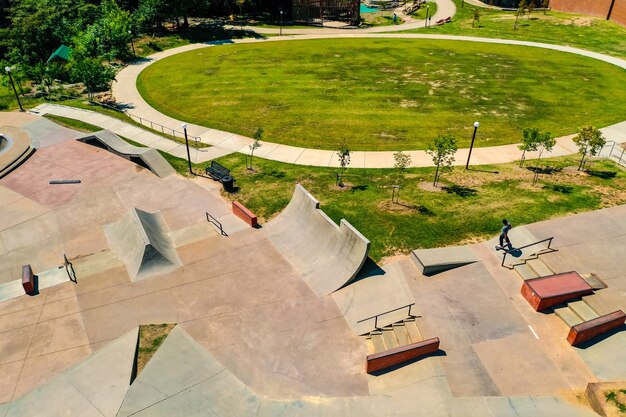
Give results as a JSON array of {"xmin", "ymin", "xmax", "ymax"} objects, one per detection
[
  {"xmin": 138, "ymin": 38, "xmax": 626, "ymax": 151},
  {"xmin": 210, "ymin": 153, "xmax": 626, "ymax": 261},
  {"xmin": 402, "ymin": 0, "xmax": 626, "ymax": 59}
]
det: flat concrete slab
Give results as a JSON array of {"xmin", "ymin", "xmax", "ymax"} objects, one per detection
[
  {"xmin": 411, "ymin": 245, "xmax": 479, "ymax": 276},
  {"xmin": 333, "ymin": 258, "xmax": 417, "ymax": 335}
]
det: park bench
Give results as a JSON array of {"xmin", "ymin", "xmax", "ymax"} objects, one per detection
[
  {"xmin": 444, "ymin": 16, "xmax": 452, "ymax": 23},
  {"xmin": 205, "ymin": 161, "xmax": 232, "ymax": 182},
  {"xmin": 435, "ymin": 18, "xmax": 445, "ymax": 25}
]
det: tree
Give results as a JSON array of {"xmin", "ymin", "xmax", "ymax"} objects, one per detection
[
  {"xmin": 514, "ymin": 0, "xmax": 527, "ymax": 29},
  {"xmin": 527, "ymin": 0, "xmax": 535, "ymax": 18},
  {"xmin": 472, "ymin": 9, "xmax": 480, "ymax": 27},
  {"xmin": 392, "ymin": 150, "xmax": 411, "ymax": 203},
  {"xmin": 426, "ymin": 135, "xmax": 457, "ymax": 187},
  {"xmin": 248, "ymin": 127, "xmax": 263, "ymax": 170},
  {"xmin": 518, "ymin": 127, "xmax": 555, "ymax": 167},
  {"xmin": 70, "ymin": 57, "xmax": 116, "ymax": 101},
  {"xmin": 542, "ymin": 0, "xmax": 550, "ymax": 15},
  {"xmin": 336, "ymin": 140, "xmax": 351, "ymax": 187},
  {"xmin": 75, "ymin": 0, "xmax": 133, "ymax": 61},
  {"xmin": 573, "ymin": 126, "xmax": 606, "ymax": 171}
]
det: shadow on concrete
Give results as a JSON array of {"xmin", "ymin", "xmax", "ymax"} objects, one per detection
[
  {"xmin": 26, "ymin": 275, "xmax": 40, "ymax": 296},
  {"xmin": 574, "ymin": 325, "xmax": 626, "ymax": 350},
  {"xmin": 350, "ymin": 257, "xmax": 385, "ymax": 284},
  {"xmin": 369, "ymin": 349, "xmax": 447, "ymax": 376}
]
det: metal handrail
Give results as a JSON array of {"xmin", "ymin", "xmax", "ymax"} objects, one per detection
[
  {"xmin": 357, "ymin": 303, "xmax": 416, "ymax": 331},
  {"xmin": 42, "ymin": 92, "xmax": 203, "ymax": 146},
  {"xmin": 64, "ymin": 254, "xmax": 77, "ymax": 283},
  {"xmin": 206, "ymin": 211, "xmax": 227, "ymax": 236},
  {"xmin": 599, "ymin": 140, "xmax": 625, "ymax": 166},
  {"xmin": 501, "ymin": 237, "xmax": 556, "ymax": 269}
]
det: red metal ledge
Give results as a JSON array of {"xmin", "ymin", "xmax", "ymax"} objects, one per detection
[
  {"xmin": 521, "ymin": 271, "xmax": 594, "ymax": 311},
  {"xmin": 567, "ymin": 310, "xmax": 626, "ymax": 346},
  {"xmin": 366, "ymin": 337, "xmax": 440, "ymax": 374},
  {"xmin": 232, "ymin": 201, "xmax": 258, "ymax": 227}
]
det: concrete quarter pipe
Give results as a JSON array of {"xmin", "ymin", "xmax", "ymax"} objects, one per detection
[{"xmin": 264, "ymin": 184, "xmax": 370, "ymax": 296}]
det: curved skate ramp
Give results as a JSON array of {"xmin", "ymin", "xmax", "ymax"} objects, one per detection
[
  {"xmin": 264, "ymin": 185, "xmax": 370, "ymax": 296},
  {"xmin": 104, "ymin": 208, "xmax": 181, "ymax": 281},
  {"xmin": 77, "ymin": 130, "xmax": 175, "ymax": 178}
]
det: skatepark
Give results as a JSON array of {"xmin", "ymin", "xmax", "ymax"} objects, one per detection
[{"xmin": 0, "ymin": 109, "xmax": 625, "ymax": 416}]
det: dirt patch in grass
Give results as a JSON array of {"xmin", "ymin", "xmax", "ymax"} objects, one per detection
[
  {"xmin": 136, "ymin": 323, "xmax": 176, "ymax": 376},
  {"xmin": 418, "ymin": 181, "xmax": 443, "ymax": 192}
]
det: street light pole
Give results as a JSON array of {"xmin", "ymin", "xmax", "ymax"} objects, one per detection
[
  {"xmin": 181, "ymin": 123, "xmax": 193, "ymax": 174},
  {"xmin": 5, "ymin": 67, "xmax": 24, "ymax": 112},
  {"xmin": 280, "ymin": 9, "xmax": 284, "ymax": 36},
  {"xmin": 425, "ymin": 5, "xmax": 429, "ymax": 28},
  {"xmin": 465, "ymin": 121, "xmax": 480, "ymax": 169},
  {"xmin": 128, "ymin": 30, "xmax": 136, "ymax": 57}
]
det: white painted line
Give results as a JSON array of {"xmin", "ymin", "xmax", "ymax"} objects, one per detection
[{"xmin": 528, "ymin": 325, "xmax": 539, "ymax": 340}]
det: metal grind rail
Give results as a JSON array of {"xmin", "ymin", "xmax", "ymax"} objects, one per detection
[
  {"xmin": 357, "ymin": 303, "xmax": 417, "ymax": 332},
  {"xmin": 501, "ymin": 237, "xmax": 556, "ymax": 269}
]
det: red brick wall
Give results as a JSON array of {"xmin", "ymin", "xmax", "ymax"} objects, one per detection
[{"xmin": 551, "ymin": 0, "xmax": 626, "ymax": 26}]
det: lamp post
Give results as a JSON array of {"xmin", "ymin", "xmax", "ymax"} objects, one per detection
[
  {"xmin": 279, "ymin": 9, "xmax": 284, "ymax": 36},
  {"xmin": 425, "ymin": 5, "xmax": 429, "ymax": 28},
  {"xmin": 128, "ymin": 30, "xmax": 136, "ymax": 57},
  {"xmin": 465, "ymin": 121, "xmax": 480, "ymax": 169},
  {"xmin": 181, "ymin": 123, "xmax": 193, "ymax": 174},
  {"xmin": 5, "ymin": 67, "xmax": 24, "ymax": 112}
]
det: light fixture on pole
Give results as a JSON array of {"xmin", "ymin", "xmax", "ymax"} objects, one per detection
[
  {"xmin": 128, "ymin": 30, "xmax": 136, "ymax": 57},
  {"xmin": 279, "ymin": 9, "xmax": 284, "ymax": 36},
  {"xmin": 5, "ymin": 66, "xmax": 24, "ymax": 112},
  {"xmin": 181, "ymin": 123, "xmax": 193, "ymax": 174},
  {"xmin": 425, "ymin": 5, "xmax": 429, "ymax": 28},
  {"xmin": 465, "ymin": 121, "xmax": 480, "ymax": 169}
]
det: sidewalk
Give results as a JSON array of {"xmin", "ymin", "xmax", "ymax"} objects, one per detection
[{"xmin": 33, "ymin": 102, "xmax": 626, "ymax": 169}]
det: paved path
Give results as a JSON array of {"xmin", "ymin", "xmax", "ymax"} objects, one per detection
[
  {"xmin": 231, "ymin": 0, "xmax": 457, "ymax": 35},
  {"xmin": 43, "ymin": 33, "xmax": 626, "ymax": 169}
]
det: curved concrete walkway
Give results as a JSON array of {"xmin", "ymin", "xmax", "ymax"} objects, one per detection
[
  {"xmin": 107, "ymin": 33, "xmax": 626, "ymax": 168},
  {"xmin": 234, "ymin": 0, "xmax": 457, "ymax": 35}
]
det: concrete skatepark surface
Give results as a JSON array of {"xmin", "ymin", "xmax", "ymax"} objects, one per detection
[{"xmin": 0, "ymin": 111, "xmax": 625, "ymax": 416}]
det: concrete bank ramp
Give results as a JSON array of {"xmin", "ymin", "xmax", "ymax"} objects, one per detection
[
  {"xmin": 77, "ymin": 130, "xmax": 175, "ymax": 178},
  {"xmin": 264, "ymin": 184, "xmax": 370, "ymax": 297},
  {"xmin": 117, "ymin": 326, "xmax": 260, "ymax": 417},
  {"xmin": 5, "ymin": 328, "xmax": 138, "ymax": 417},
  {"xmin": 104, "ymin": 208, "xmax": 181, "ymax": 281},
  {"xmin": 411, "ymin": 245, "xmax": 479, "ymax": 276}
]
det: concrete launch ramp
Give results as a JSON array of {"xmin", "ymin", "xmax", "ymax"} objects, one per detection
[
  {"xmin": 77, "ymin": 130, "xmax": 175, "ymax": 178},
  {"xmin": 104, "ymin": 208, "xmax": 181, "ymax": 281},
  {"xmin": 264, "ymin": 184, "xmax": 370, "ymax": 297}
]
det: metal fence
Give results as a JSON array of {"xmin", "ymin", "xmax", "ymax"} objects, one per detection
[{"xmin": 598, "ymin": 140, "xmax": 626, "ymax": 167}]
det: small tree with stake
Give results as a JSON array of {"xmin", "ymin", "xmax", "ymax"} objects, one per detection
[
  {"xmin": 426, "ymin": 135, "xmax": 457, "ymax": 187},
  {"xmin": 514, "ymin": 0, "xmax": 527, "ymax": 29},
  {"xmin": 392, "ymin": 150, "xmax": 412, "ymax": 203},
  {"xmin": 519, "ymin": 127, "xmax": 555, "ymax": 167},
  {"xmin": 573, "ymin": 126, "xmax": 606, "ymax": 171},
  {"xmin": 247, "ymin": 127, "xmax": 263, "ymax": 170},
  {"xmin": 336, "ymin": 140, "xmax": 351, "ymax": 187},
  {"xmin": 472, "ymin": 9, "xmax": 480, "ymax": 27}
]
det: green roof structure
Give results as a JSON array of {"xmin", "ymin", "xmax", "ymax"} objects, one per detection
[{"xmin": 46, "ymin": 44, "xmax": 72, "ymax": 63}]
